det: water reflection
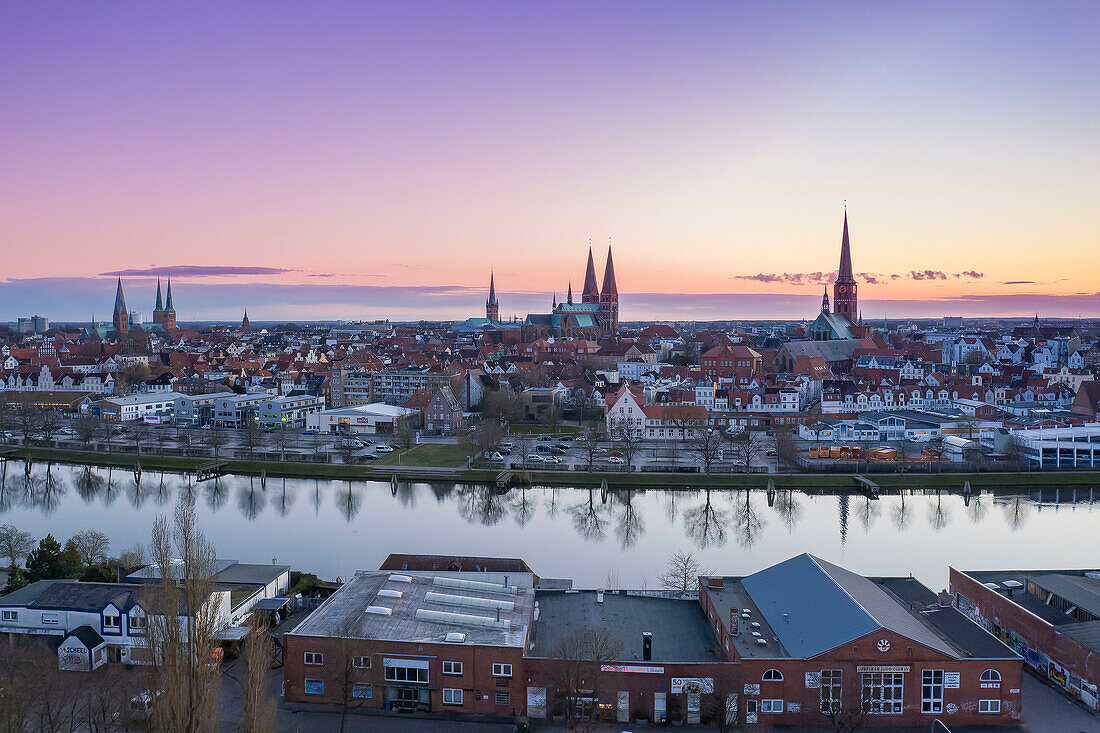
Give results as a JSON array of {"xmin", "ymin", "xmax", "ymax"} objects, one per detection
[{"xmin": 0, "ymin": 461, "xmax": 1094, "ymax": 560}]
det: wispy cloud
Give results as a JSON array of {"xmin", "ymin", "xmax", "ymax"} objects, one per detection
[
  {"xmin": 733, "ymin": 270, "xmax": 985, "ymax": 285},
  {"xmin": 1002, "ymin": 281, "xmax": 1035, "ymax": 285},
  {"xmin": 100, "ymin": 265, "xmax": 295, "ymax": 278}
]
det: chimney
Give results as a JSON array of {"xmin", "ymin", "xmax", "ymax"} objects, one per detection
[
  {"xmin": 596, "ymin": 589, "xmax": 604, "ymax": 604},
  {"xmin": 642, "ymin": 632, "xmax": 652, "ymax": 661}
]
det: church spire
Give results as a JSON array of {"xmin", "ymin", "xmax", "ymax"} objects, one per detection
[
  {"xmin": 154, "ymin": 278, "xmax": 163, "ymax": 311},
  {"xmin": 165, "ymin": 277, "xmax": 174, "ymax": 311},
  {"xmin": 486, "ymin": 270, "xmax": 497, "ymax": 306},
  {"xmin": 601, "ymin": 243, "xmax": 618, "ymax": 296},
  {"xmin": 567, "ymin": 280, "xmax": 573, "ymax": 305},
  {"xmin": 838, "ymin": 208, "xmax": 853, "ymax": 281},
  {"xmin": 822, "ymin": 285, "xmax": 830, "ymax": 313},
  {"xmin": 581, "ymin": 244, "xmax": 599, "ymax": 304}
]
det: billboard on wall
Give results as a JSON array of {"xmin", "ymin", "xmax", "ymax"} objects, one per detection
[{"xmin": 671, "ymin": 678, "xmax": 714, "ymax": 694}]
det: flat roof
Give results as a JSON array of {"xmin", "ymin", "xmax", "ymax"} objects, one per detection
[
  {"xmin": 702, "ymin": 580, "xmax": 787, "ymax": 659},
  {"xmin": 961, "ymin": 568, "xmax": 1100, "ymax": 638},
  {"xmin": 529, "ymin": 590, "xmax": 724, "ymax": 663},
  {"xmin": 289, "ymin": 571, "xmax": 534, "ymax": 648}
]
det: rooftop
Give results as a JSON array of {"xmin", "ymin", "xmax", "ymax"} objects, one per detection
[
  {"xmin": 528, "ymin": 590, "xmax": 724, "ymax": 663},
  {"xmin": 289, "ymin": 570, "xmax": 534, "ymax": 648}
]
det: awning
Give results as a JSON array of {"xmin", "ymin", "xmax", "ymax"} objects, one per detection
[{"xmin": 253, "ymin": 597, "xmax": 291, "ymax": 611}]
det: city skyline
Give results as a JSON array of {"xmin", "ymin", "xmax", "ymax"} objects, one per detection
[{"xmin": 2, "ymin": 1, "xmax": 1099, "ymax": 320}]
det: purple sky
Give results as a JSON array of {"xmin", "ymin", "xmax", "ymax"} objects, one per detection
[{"xmin": 2, "ymin": 1, "xmax": 1099, "ymax": 321}]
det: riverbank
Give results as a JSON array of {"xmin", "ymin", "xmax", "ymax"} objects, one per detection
[{"xmin": 7, "ymin": 446, "xmax": 1100, "ymax": 491}]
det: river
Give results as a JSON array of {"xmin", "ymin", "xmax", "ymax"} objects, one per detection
[{"xmin": 1, "ymin": 460, "xmax": 1096, "ymax": 591}]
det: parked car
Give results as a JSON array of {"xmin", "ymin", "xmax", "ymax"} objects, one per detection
[
  {"xmin": 610, "ymin": 450, "xmax": 624, "ymax": 458},
  {"xmin": 526, "ymin": 454, "xmax": 543, "ymax": 463},
  {"xmin": 303, "ymin": 428, "xmax": 318, "ymax": 435},
  {"xmin": 765, "ymin": 449, "xmax": 777, "ymax": 456},
  {"xmin": 376, "ymin": 444, "xmax": 394, "ymax": 453},
  {"xmin": 606, "ymin": 456, "xmax": 625, "ymax": 464},
  {"xmin": 489, "ymin": 452, "xmax": 505, "ymax": 462},
  {"xmin": 500, "ymin": 442, "xmax": 514, "ymax": 449},
  {"xmin": 338, "ymin": 437, "xmax": 364, "ymax": 449},
  {"xmin": 537, "ymin": 435, "xmax": 554, "ymax": 442},
  {"xmin": 594, "ymin": 447, "xmax": 608, "ymax": 454},
  {"xmin": 542, "ymin": 456, "xmax": 561, "ymax": 464}
]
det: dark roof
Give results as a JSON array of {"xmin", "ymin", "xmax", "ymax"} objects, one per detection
[
  {"xmin": 66, "ymin": 624, "xmax": 106, "ymax": 649},
  {"xmin": 380, "ymin": 554, "xmax": 534, "ymax": 577},
  {"xmin": 213, "ymin": 563, "xmax": 290, "ymax": 586},
  {"xmin": 529, "ymin": 590, "xmax": 724, "ymax": 663},
  {"xmin": 919, "ymin": 607, "xmax": 1019, "ymax": 660},
  {"xmin": 1, "ymin": 580, "xmax": 138, "ymax": 613}
]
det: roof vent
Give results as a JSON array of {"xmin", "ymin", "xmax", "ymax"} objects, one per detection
[
  {"xmin": 365, "ymin": 606, "xmax": 392, "ymax": 616},
  {"xmin": 1002, "ymin": 580, "xmax": 1023, "ymax": 588},
  {"xmin": 389, "ymin": 574, "xmax": 413, "ymax": 583},
  {"xmin": 983, "ymin": 582, "xmax": 1001, "ymax": 590},
  {"xmin": 741, "ymin": 611, "xmax": 751, "ymax": 618},
  {"xmin": 756, "ymin": 638, "xmax": 768, "ymax": 645},
  {"xmin": 378, "ymin": 589, "xmax": 403, "ymax": 598},
  {"xmin": 433, "ymin": 576, "xmax": 510, "ymax": 594},
  {"xmin": 751, "ymin": 631, "xmax": 762, "ymax": 637},
  {"xmin": 425, "ymin": 591, "xmax": 515, "ymax": 612},
  {"xmin": 415, "ymin": 608, "xmax": 511, "ymax": 630},
  {"xmin": 444, "ymin": 632, "xmax": 467, "ymax": 643},
  {"xmin": 750, "ymin": 622, "xmax": 761, "ymax": 629}
]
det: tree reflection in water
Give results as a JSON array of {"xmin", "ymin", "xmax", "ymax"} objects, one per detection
[
  {"xmin": 927, "ymin": 491, "xmax": 952, "ymax": 531},
  {"xmin": 75, "ymin": 464, "xmax": 104, "ymax": 502},
  {"xmin": 311, "ymin": 480, "xmax": 323, "ymax": 516},
  {"xmin": 205, "ymin": 475, "xmax": 228, "ymax": 512},
  {"xmin": 857, "ymin": 495, "xmax": 880, "ymax": 532},
  {"xmin": 238, "ymin": 476, "xmax": 266, "ymax": 521},
  {"xmin": 569, "ymin": 488, "xmax": 608, "ymax": 541},
  {"xmin": 681, "ymin": 489, "xmax": 729, "ymax": 550},
  {"xmin": 773, "ymin": 490, "xmax": 802, "ymax": 534},
  {"xmin": 508, "ymin": 486, "xmax": 537, "ymax": 527},
  {"xmin": 611, "ymin": 490, "xmax": 645, "ymax": 549},
  {"xmin": 733, "ymin": 490, "xmax": 765, "ymax": 549},
  {"xmin": 1001, "ymin": 495, "xmax": 1031, "ymax": 531},
  {"xmin": 891, "ymin": 492, "xmax": 913, "ymax": 530},
  {"xmin": 454, "ymin": 484, "xmax": 505, "ymax": 527},
  {"xmin": 275, "ymin": 478, "xmax": 295, "ymax": 517},
  {"xmin": 337, "ymin": 480, "xmax": 363, "ymax": 522},
  {"xmin": 125, "ymin": 474, "xmax": 148, "ymax": 510},
  {"xmin": 544, "ymin": 488, "xmax": 562, "ymax": 519},
  {"xmin": 967, "ymin": 491, "xmax": 988, "ymax": 524}
]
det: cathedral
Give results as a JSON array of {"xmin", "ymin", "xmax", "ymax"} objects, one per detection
[
  {"xmin": 103, "ymin": 277, "xmax": 177, "ymax": 339},
  {"xmin": 806, "ymin": 210, "xmax": 869, "ymax": 341},
  {"xmin": 517, "ymin": 245, "xmax": 620, "ymax": 340}
]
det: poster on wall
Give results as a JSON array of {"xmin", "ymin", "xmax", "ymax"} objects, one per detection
[
  {"xmin": 944, "ymin": 672, "xmax": 960, "ymax": 689},
  {"xmin": 805, "ymin": 672, "xmax": 821, "ymax": 689},
  {"xmin": 672, "ymin": 678, "xmax": 714, "ymax": 694},
  {"xmin": 743, "ymin": 684, "xmax": 760, "ymax": 695}
]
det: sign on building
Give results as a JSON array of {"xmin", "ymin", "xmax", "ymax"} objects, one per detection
[
  {"xmin": 672, "ymin": 678, "xmax": 714, "ymax": 694},
  {"xmin": 944, "ymin": 672, "xmax": 960, "ymax": 689}
]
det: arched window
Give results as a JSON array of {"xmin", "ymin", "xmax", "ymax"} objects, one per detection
[
  {"xmin": 762, "ymin": 669, "xmax": 783, "ymax": 682},
  {"xmin": 980, "ymin": 669, "xmax": 1001, "ymax": 683}
]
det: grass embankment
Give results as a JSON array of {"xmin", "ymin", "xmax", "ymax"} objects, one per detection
[
  {"xmin": 507, "ymin": 425, "xmax": 581, "ymax": 435},
  {"xmin": 10, "ymin": 446, "xmax": 1100, "ymax": 491},
  {"xmin": 374, "ymin": 443, "xmax": 473, "ymax": 467}
]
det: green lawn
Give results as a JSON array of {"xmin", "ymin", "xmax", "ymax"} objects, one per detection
[
  {"xmin": 508, "ymin": 424, "xmax": 581, "ymax": 435},
  {"xmin": 374, "ymin": 443, "xmax": 473, "ymax": 467}
]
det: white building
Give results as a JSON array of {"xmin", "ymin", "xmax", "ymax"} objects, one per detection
[
  {"xmin": 255, "ymin": 394, "xmax": 324, "ymax": 430},
  {"xmin": 88, "ymin": 391, "xmax": 185, "ymax": 422},
  {"xmin": 306, "ymin": 403, "xmax": 418, "ymax": 436}
]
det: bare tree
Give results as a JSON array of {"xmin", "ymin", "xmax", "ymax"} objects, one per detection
[
  {"xmin": 270, "ymin": 429, "xmax": 294, "ymax": 461},
  {"xmin": 144, "ymin": 495, "xmax": 222, "ymax": 733},
  {"xmin": 687, "ymin": 428, "xmax": 724, "ymax": 474},
  {"xmin": 74, "ymin": 415, "xmax": 100, "ymax": 446},
  {"xmin": 819, "ymin": 671, "xmax": 869, "ymax": 733},
  {"xmin": 233, "ymin": 621, "xmax": 277, "ymax": 733},
  {"xmin": 177, "ymin": 428, "xmax": 196, "ymax": 456},
  {"xmin": 39, "ymin": 409, "xmax": 63, "ymax": 445},
  {"xmin": 700, "ymin": 676, "xmax": 745, "ymax": 733},
  {"xmin": 658, "ymin": 549, "xmax": 704, "ymax": 595},
  {"xmin": 549, "ymin": 625, "xmax": 623, "ymax": 731},
  {"xmin": 154, "ymin": 426, "xmax": 170, "ymax": 455},
  {"xmin": 466, "ymin": 419, "xmax": 506, "ymax": 461},
  {"xmin": 333, "ymin": 616, "xmax": 372, "ymax": 733},
  {"xmin": 481, "ymin": 388, "xmax": 523, "ymax": 426},
  {"xmin": 240, "ymin": 420, "xmax": 266, "ymax": 459},
  {"xmin": 578, "ymin": 422, "xmax": 605, "ymax": 470},
  {"xmin": 203, "ymin": 428, "xmax": 228, "ymax": 459},
  {"xmin": 610, "ymin": 418, "xmax": 644, "ymax": 470},
  {"xmin": 0, "ymin": 401, "xmax": 11, "ymax": 444},
  {"xmin": 131, "ymin": 422, "xmax": 152, "ymax": 456},
  {"xmin": 100, "ymin": 420, "xmax": 118, "ymax": 452},
  {"xmin": 725, "ymin": 430, "xmax": 764, "ymax": 471},
  {"xmin": 774, "ymin": 429, "xmax": 799, "ymax": 470},
  {"xmin": 16, "ymin": 401, "xmax": 41, "ymax": 443},
  {"xmin": 393, "ymin": 420, "xmax": 416, "ymax": 450},
  {"xmin": 70, "ymin": 529, "xmax": 111, "ymax": 567}
]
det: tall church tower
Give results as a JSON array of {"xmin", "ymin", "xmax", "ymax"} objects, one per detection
[
  {"xmin": 161, "ymin": 277, "xmax": 177, "ymax": 330},
  {"xmin": 112, "ymin": 277, "xmax": 129, "ymax": 337},
  {"xmin": 599, "ymin": 245, "xmax": 619, "ymax": 333},
  {"xmin": 485, "ymin": 271, "xmax": 499, "ymax": 322},
  {"xmin": 832, "ymin": 210, "xmax": 858, "ymax": 324},
  {"xmin": 581, "ymin": 246, "xmax": 600, "ymax": 305}
]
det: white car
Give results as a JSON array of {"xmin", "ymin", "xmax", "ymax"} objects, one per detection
[
  {"xmin": 375, "ymin": 444, "xmax": 394, "ymax": 453},
  {"xmin": 542, "ymin": 456, "xmax": 561, "ymax": 464},
  {"xmin": 607, "ymin": 456, "xmax": 625, "ymax": 464},
  {"xmin": 526, "ymin": 454, "xmax": 543, "ymax": 463},
  {"xmin": 489, "ymin": 452, "xmax": 504, "ymax": 462}
]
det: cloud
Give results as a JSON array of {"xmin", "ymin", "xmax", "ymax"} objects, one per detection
[
  {"xmin": 956, "ymin": 271, "xmax": 984, "ymax": 279},
  {"xmin": 909, "ymin": 270, "xmax": 947, "ymax": 281},
  {"xmin": 729, "ymin": 272, "xmax": 833, "ymax": 285},
  {"xmin": 100, "ymin": 265, "xmax": 295, "ymax": 278},
  {"xmin": 1002, "ymin": 281, "xmax": 1035, "ymax": 285},
  {"xmin": 307, "ymin": 273, "xmax": 336, "ymax": 278}
]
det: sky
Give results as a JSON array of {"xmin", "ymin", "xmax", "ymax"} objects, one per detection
[{"xmin": 1, "ymin": 1, "xmax": 1099, "ymax": 322}]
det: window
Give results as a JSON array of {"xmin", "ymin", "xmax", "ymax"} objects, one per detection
[
  {"xmin": 443, "ymin": 688, "xmax": 463, "ymax": 705},
  {"xmin": 761, "ymin": 699, "xmax": 783, "ymax": 713},
  {"xmin": 922, "ymin": 670, "xmax": 944, "ymax": 714},
  {"xmin": 820, "ymin": 670, "xmax": 842, "ymax": 714},
  {"xmin": 980, "ymin": 669, "xmax": 1001, "ymax": 684},
  {"xmin": 978, "ymin": 699, "xmax": 1001, "ymax": 714},
  {"xmin": 354, "ymin": 656, "xmax": 370, "ymax": 669},
  {"xmin": 41, "ymin": 613, "xmax": 59, "ymax": 625},
  {"xmin": 492, "ymin": 663, "xmax": 512, "ymax": 677},
  {"xmin": 129, "ymin": 614, "xmax": 146, "ymax": 633},
  {"xmin": 304, "ymin": 652, "xmax": 323, "ymax": 666},
  {"xmin": 304, "ymin": 679, "xmax": 324, "ymax": 695},
  {"xmin": 1, "ymin": 610, "xmax": 17, "ymax": 622},
  {"xmin": 103, "ymin": 614, "xmax": 121, "ymax": 630},
  {"xmin": 495, "ymin": 692, "xmax": 510, "ymax": 706},
  {"xmin": 385, "ymin": 665, "xmax": 429, "ymax": 684},
  {"xmin": 762, "ymin": 669, "xmax": 784, "ymax": 682},
  {"xmin": 443, "ymin": 661, "xmax": 463, "ymax": 675},
  {"xmin": 862, "ymin": 672, "xmax": 903, "ymax": 715}
]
